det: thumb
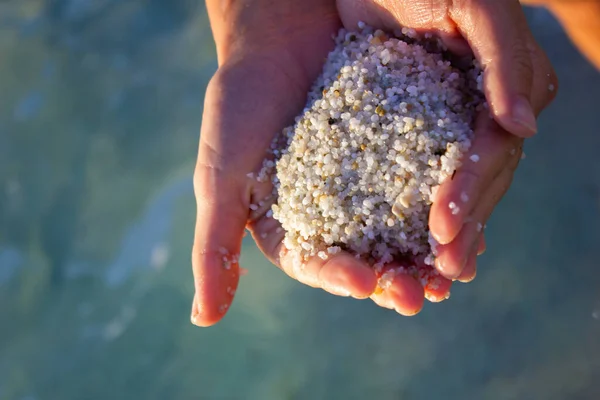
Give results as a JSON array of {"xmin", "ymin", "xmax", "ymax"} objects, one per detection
[
  {"xmin": 189, "ymin": 59, "xmax": 313, "ymax": 326},
  {"xmin": 451, "ymin": 0, "xmax": 537, "ymax": 137},
  {"xmin": 191, "ymin": 142, "xmax": 248, "ymax": 327}
]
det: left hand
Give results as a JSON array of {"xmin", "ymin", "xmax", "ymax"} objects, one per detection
[{"xmin": 337, "ymin": 0, "xmax": 558, "ymax": 283}]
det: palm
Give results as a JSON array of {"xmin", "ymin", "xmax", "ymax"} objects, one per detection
[
  {"xmin": 199, "ymin": 17, "xmax": 342, "ymax": 257},
  {"xmin": 206, "ymin": 0, "xmax": 457, "ymax": 183}
]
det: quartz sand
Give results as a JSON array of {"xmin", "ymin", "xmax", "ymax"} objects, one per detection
[{"xmin": 267, "ymin": 24, "xmax": 485, "ymax": 273}]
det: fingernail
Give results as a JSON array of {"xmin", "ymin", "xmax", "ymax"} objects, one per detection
[
  {"xmin": 424, "ymin": 292, "xmax": 440, "ymax": 303},
  {"xmin": 430, "ymin": 185, "xmax": 440, "ymax": 202},
  {"xmin": 432, "ymin": 224, "xmax": 455, "ymax": 246},
  {"xmin": 512, "ymin": 96, "xmax": 537, "ymax": 135},
  {"xmin": 477, "ymin": 233, "xmax": 486, "ymax": 256},
  {"xmin": 430, "ymin": 229, "xmax": 444, "ymax": 244},
  {"xmin": 465, "ymin": 239, "xmax": 479, "ymax": 273},
  {"xmin": 469, "ymin": 234, "xmax": 479, "ymax": 257},
  {"xmin": 435, "ymin": 257, "xmax": 459, "ymax": 279},
  {"xmin": 434, "ymin": 257, "xmax": 445, "ymax": 273},
  {"xmin": 396, "ymin": 306, "xmax": 421, "ymax": 316},
  {"xmin": 456, "ymin": 244, "xmax": 479, "ymax": 283},
  {"xmin": 461, "ymin": 271, "xmax": 477, "ymax": 283},
  {"xmin": 191, "ymin": 296, "xmax": 201, "ymax": 326},
  {"xmin": 327, "ymin": 285, "xmax": 351, "ymax": 297}
]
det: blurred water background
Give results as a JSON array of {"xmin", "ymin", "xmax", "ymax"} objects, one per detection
[{"xmin": 0, "ymin": 1, "xmax": 599, "ymax": 399}]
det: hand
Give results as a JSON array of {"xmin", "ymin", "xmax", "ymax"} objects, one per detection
[{"xmin": 191, "ymin": 0, "xmax": 557, "ymax": 326}]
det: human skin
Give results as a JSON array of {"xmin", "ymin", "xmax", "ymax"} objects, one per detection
[
  {"xmin": 191, "ymin": 0, "xmax": 557, "ymax": 326},
  {"xmin": 523, "ymin": 0, "xmax": 600, "ymax": 69}
]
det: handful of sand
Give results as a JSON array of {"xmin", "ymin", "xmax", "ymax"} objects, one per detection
[{"xmin": 265, "ymin": 24, "xmax": 485, "ymax": 276}]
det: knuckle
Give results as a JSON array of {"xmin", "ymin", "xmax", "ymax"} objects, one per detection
[
  {"xmin": 545, "ymin": 66, "xmax": 559, "ymax": 104},
  {"xmin": 507, "ymin": 157, "xmax": 520, "ymax": 172},
  {"xmin": 193, "ymin": 140, "xmax": 238, "ymax": 200},
  {"xmin": 531, "ymin": 50, "xmax": 559, "ymax": 110},
  {"xmin": 203, "ymin": 64, "xmax": 247, "ymax": 113},
  {"xmin": 449, "ymin": 0, "xmax": 474, "ymax": 18},
  {"xmin": 498, "ymin": 174, "xmax": 513, "ymax": 198},
  {"xmin": 506, "ymin": 140, "xmax": 524, "ymax": 172},
  {"xmin": 207, "ymin": 64, "xmax": 237, "ymax": 94},
  {"xmin": 457, "ymin": 168, "xmax": 482, "ymax": 185},
  {"xmin": 512, "ymin": 43, "xmax": 534, "ymax": 82},
  {"xmin": 193, "ymin": 159, "xmax": 221, "ymax": 201}
]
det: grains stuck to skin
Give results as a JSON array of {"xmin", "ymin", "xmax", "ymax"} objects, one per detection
[
  {"xmin": 378, "ymin": 269, "xmax": 399, "ymax": 290},
  {"xmin": 269, "ymin": 24, "xmax": 485, "ymax": 265},
  {"xmin": 218, "ymin": 248, "xmax": 240, "ymax": 271}
]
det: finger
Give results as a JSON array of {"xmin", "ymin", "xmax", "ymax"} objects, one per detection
[
  {"xmin": 190, "ymin": 61, "xmax": 310, "ymax": 327},
  {"xmin": 191, "ymin": 143, "xmax": 248, "ymax": 327},
  {"xmin": 477, "ymin": 233, "xmax": 486, "ymax": 256},
  {"xmin": 434, "ymin": 165, "xmax": 515, "ymax": 279},
  {"xmin": 423, "ymin": 272, "xmax": 453, "ymax": 303},
  {"xmin": 457, "ymin": 245, "xmax": 478, "ymax": 283},
  {"xmin": 190, "ymin": 292, "xmax": 200, "ymax": 325},
  {"xmin": 451, "ymin": 0, "xmax": 537, "ymax": 137},
  {"xmin": 429, "ymin": 35, "xmax": 555, "ymax": 246},
  {"xmin": 388, "ymin": 273, "xmax": 426, "ymax": 315},
  {"xmin": 528, "ymin": 34, "xmax": 559, "ymax": 113},
  {"xmin": 429, "ymin": 114, "xmax": 520, "ymax": 244},
  {"xmin": 438, "ymin": 32, "xmax": 472, "ymax": 57},
  {"xmin": 278, "ymin": 246, "xmax": 378, "ymax": 299},
  {"xmin": 245, "ymin": 185, "xmax": 287, "ymax": 267},
  {"xmin": 429, "ymin": 16, "xmax": 556, "ymax": 279},
  {"xmin": 371, "ymin": 261, "xmax": 451, "ymax": 312},
  {"xmin": 370, "ymin": 263, "xmax": 426, "ymax": 316}
]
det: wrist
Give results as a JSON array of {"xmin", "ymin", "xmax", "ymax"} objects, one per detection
[{"xmin": 206, "ymin": 0, "xmax": 337, "ymax": 64}]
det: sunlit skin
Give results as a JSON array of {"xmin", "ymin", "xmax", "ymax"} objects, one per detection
[
  {"xmin": 523, "ymin": 0, "xmax": 600, "ymax": 70},
  {"xmin": 191, "ymin": 0, "xmax": 559, "ymax": 326}
]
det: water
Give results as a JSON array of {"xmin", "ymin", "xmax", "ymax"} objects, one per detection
[{"xmin": 1, "ymin": 2, "xmax": 599, "ymax": 399}]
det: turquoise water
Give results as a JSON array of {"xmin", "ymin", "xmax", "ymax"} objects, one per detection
[{"xmin": 1, "ymin": 2, "xmax": 599, "ymax": 399}]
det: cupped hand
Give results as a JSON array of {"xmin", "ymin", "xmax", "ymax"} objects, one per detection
[{"xmin": 191, "ymin": 0, "xmax": 557, "ymax": 326}]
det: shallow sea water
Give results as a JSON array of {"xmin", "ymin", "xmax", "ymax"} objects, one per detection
[{"xmin": 1, "ymin": 1, "xmax": 599, "ymax": 399}]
